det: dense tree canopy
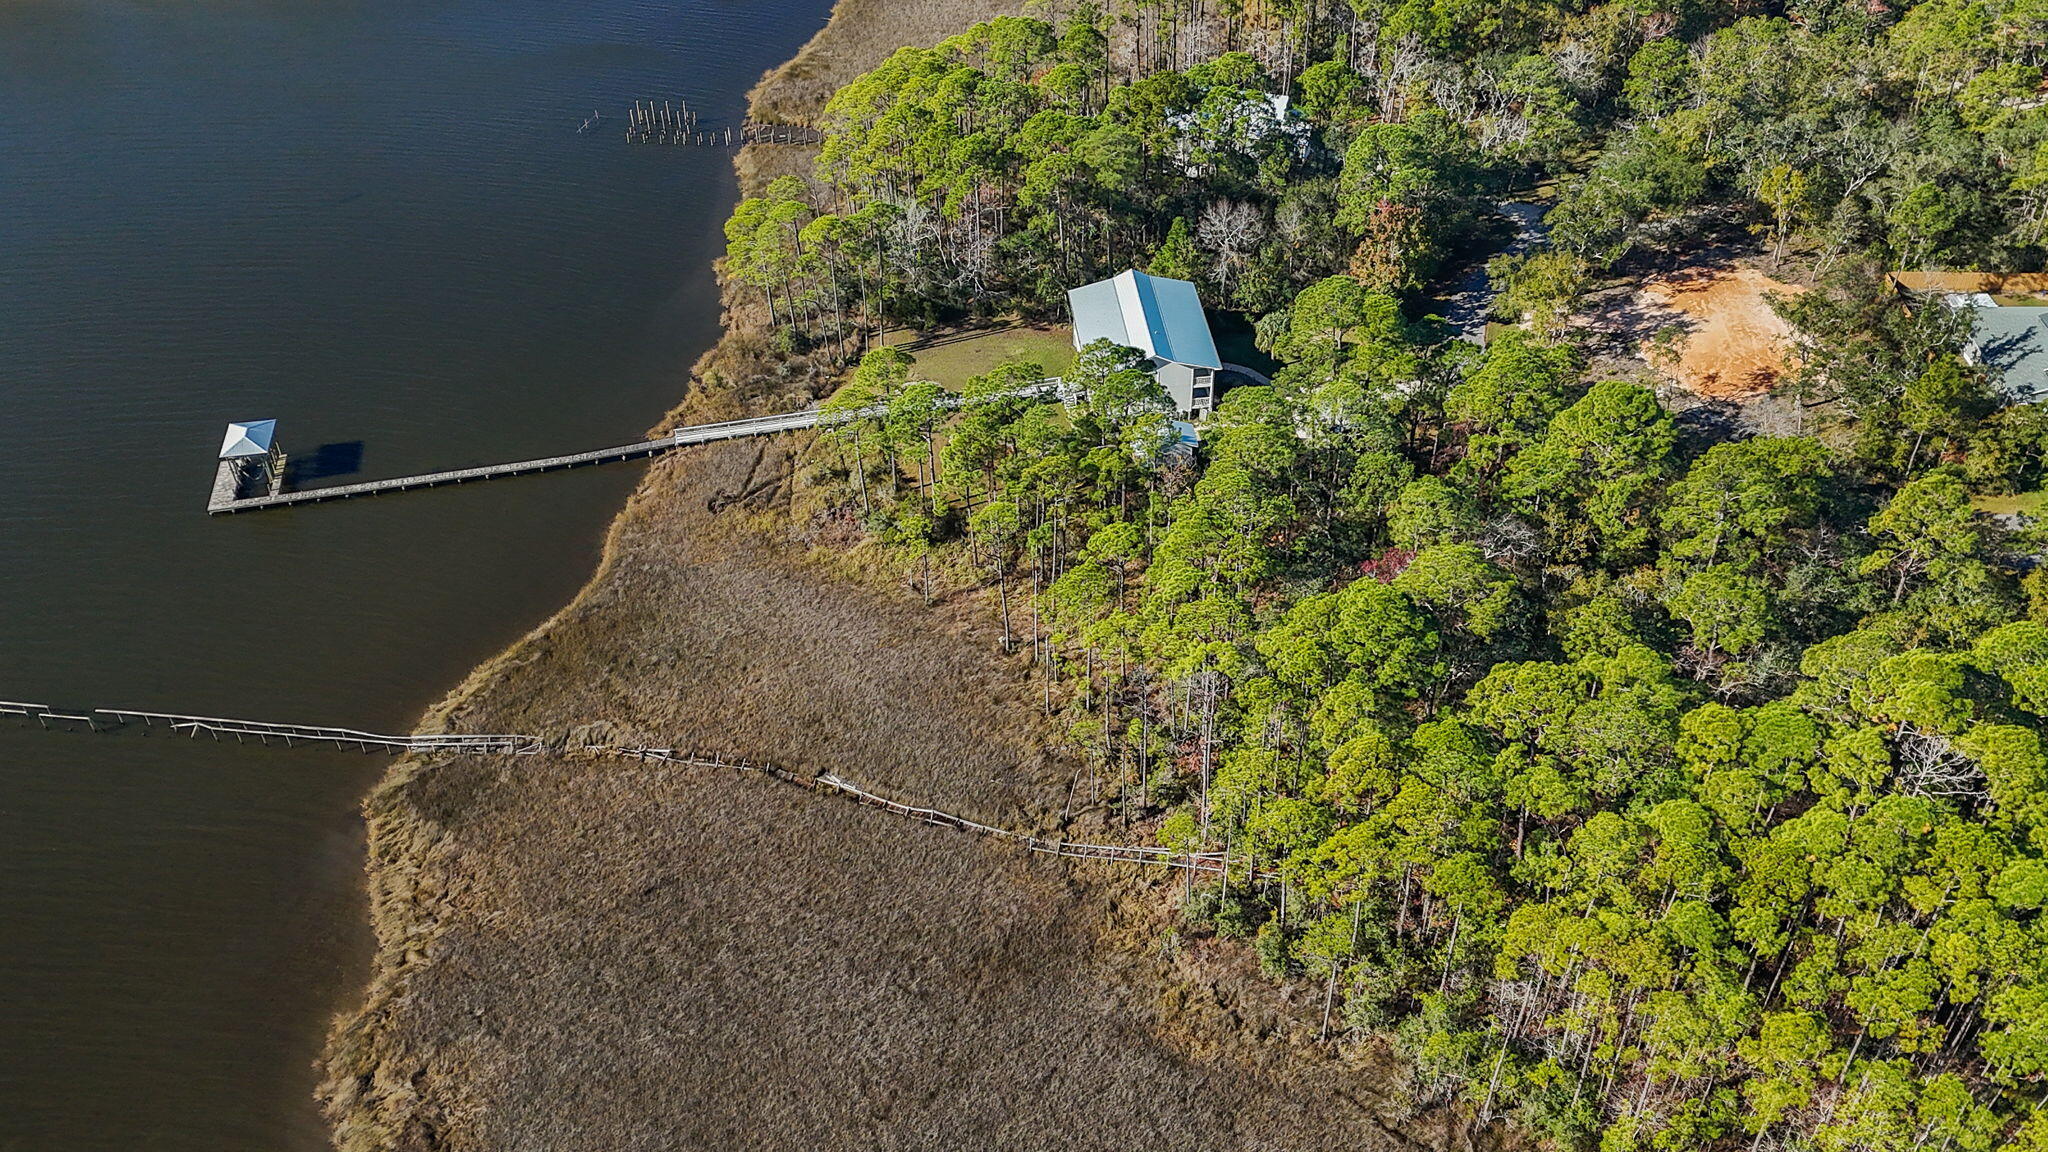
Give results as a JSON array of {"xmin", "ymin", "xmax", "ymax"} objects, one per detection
[
  {"xmin": 804, "ymin": 307, "xmax": 2046, "ymax": 1151},
  {"xmin": 727, "ymin": 0, "xmax": 2048, "ymax": 357},
  {"xmin": 736, "ymin": 4, "xmax": 2048, "ymax": 1148}
]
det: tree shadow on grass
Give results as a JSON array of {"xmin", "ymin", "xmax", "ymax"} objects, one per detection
[{"xmin": 896, "ymin": 322, "xmax": 1026, "ymax": 351}]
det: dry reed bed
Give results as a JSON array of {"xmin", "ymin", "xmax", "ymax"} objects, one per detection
[{"xmin": 745, "ymin": 0, "xmax": 1018, "ymax": 125}]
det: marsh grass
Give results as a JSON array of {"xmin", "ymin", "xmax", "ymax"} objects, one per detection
[
  {"xmin": 319, "ymin": 410, "xmax": 1477, "ymax": 1151},
  {"xmin": 745, "ymin": 0, "xmax": 1020, "ymax": 125}
]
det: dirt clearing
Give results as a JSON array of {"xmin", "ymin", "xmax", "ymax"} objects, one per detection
[{"xmin": 1633, "ymin": 266, "xmax": 1801, "ymax": 400}]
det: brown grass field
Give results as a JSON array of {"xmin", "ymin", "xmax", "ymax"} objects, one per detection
[
  {"xmin": 319, "ymin": 413, "xmax": 1496, "ymax": 1150},
  {"xmin": 746, "ymin": 0, "xmax": 1020, "ymax": 125}
]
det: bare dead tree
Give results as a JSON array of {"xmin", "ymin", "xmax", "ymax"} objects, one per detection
[
  {"xmin": 1197, "ymin": 198, "xmax": 1266, "ymax": 291},
  {"xmin": 1478, "ymin": 514, "xmax": 1541, "ymax": 566},
  {"xmin": 1894, "ymin": 726, "xmax": 1990, "ymax": 802}
]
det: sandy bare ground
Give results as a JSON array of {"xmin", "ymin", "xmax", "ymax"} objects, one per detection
[
  {"xmin": 1890, "ymin": 271, "xmax": 2048, "ymax": 297},
  {"xmin": 1626, "ymin": 266, "xmax": 1802, "ymax": 400}
]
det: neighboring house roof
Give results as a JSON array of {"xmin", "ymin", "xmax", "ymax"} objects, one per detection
[
  {"xmin": 219, "ymin": 419, "xmax": 277, "ymax": 459},
  {"xmin": 1067, "ymin": 269, "xmax": 1222, "ymax": 370},
  {"xmin": 1894, "ymin": 271, "xmax": 2048, "ymax": 296},
  {"xmin": 1133, "ymin": 419, "xmax": 1202, "ymax": 465},
  {"xmin": 1957, "ymin": 299, "xmax": 2048, "ymax": 404}
]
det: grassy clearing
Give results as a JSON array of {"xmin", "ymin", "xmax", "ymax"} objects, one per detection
[
  {"xmin": 883, "ymin": 323, "xmax": 1076, "ymax": 388},
  {"xmin": 1973, "ymin": 490, "xmax": 2047, "ymax": 517}
]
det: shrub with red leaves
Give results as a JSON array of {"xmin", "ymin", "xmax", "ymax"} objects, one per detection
[{"xmin": 1358, "ymin": 547, "xmax": 1415, "ymax": 583}]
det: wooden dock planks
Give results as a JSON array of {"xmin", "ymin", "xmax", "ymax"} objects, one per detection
[
  {"xmin": 4, "ymin": 697, "xmax": 1247, "ymax": 877},
  {"xmin": 205, "ymin": 409, "xmax": 825, "ymax": 514}
]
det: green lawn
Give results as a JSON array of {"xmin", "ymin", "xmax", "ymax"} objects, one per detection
[
  {"xmin": 1973, "ymin": 490, "xmax": 2047, "ymax": 517},
  {"xmin": 884, "ymin": 324, "xmax": 1076, "ymax": 389}
]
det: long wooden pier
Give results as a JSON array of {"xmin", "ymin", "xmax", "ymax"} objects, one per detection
[
  {"xmin": 1, "ymin": 698, "xmax": 1252, "ymax": 878},
  {"xmin": 207, "ymin": 409, "xmax": 826, "ymax": 514},
  {"xmin": 0, "ymin": 700, "xmax": 540, "ymax": 753},
  {"xmin": 205, "ymin": 379, "xmax": 1067, "ymax": 515}
]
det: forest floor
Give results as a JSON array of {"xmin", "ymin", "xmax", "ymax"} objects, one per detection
[{"xmin": 315, "ymin": 4, "xmax": 1516, "ymax": 1151}]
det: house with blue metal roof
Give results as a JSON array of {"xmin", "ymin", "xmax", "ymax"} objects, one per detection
[{"xmin": 1067, "ymin": 269, "xmax": 1223, "ymax": 415}]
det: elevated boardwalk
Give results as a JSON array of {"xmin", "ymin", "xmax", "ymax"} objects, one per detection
[
  {"xmin": 1, "ymin": 700, "xmax": 539, "ymax": 753},
  {"xmin": 207, "ymin": 409, "xmax": 825, "ymax": 514}
]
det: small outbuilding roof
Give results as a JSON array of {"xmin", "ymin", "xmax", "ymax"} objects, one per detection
[
  {"xmin": 219, "ymin": 419, "xmax": 278, "ymax": 460},
  {"xmin": 1954, "ymin": 299, "xmax": 2048, "ymax": 405},
  {"xmin": 1068, "ymin": 269, "xmax": 1222, "ymax": 370},
  {"xmin": 1894, "ymin": 271, "xmax": 2048, "ymax": 297}
]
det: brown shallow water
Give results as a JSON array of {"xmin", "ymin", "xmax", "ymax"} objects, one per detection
[{"xmin": 0, "ymin": 1, "xmax": 828, "ymax": 1147}]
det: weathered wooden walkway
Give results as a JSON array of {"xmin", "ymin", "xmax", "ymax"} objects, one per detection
[
  {"xmin": 600, "ymin": 745, "xmax": 1240, "ymax": 873},
  {"xmin": 0, "ymin": 700, "xmax": 540, "ymax": 754},
  {"xmin": 2, "ymin": 697, "xmax": 1252, "ymax": 878},
  {"xmin": 207, "ymin": 409, "xmax": 826, "ymax": 514}
]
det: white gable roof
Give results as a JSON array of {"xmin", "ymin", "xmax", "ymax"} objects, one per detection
[
  {"xmin": 219, "ymin": 420, "xmax": 277, "ymax": 459},
  {"xmin": 1067, "ymin": 269, "xmax": 1222, "ymax": 370}
]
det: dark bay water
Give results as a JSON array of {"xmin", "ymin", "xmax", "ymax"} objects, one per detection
[{"xmin": 0, "ymin": 1, "xmax": 828, "ymax": 1147}]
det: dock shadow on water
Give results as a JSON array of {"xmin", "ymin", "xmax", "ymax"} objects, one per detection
[
  {"xmin": 0, "ymin": 0, "xmax": 834, "ymax": 1149},
  {"xmin": 287, "ymin": 441, "xmax": 368, "ymax": 485}
]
